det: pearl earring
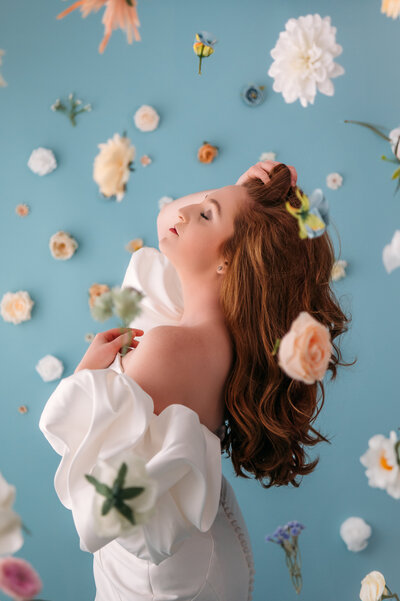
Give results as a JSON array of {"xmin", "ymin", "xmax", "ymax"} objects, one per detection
[{"xmin": 217, "ymin": 266, "xmax": 223, "ymax": 271}]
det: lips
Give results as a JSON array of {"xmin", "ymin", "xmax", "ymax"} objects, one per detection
[{"xmin": 169, "ymin": 227, "xmax": 178, "ymax": 235}]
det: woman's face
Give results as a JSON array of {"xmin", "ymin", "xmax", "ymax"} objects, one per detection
[{"xmin": 159, "ymin": 185, "xmax": 251, "ymax": 277}]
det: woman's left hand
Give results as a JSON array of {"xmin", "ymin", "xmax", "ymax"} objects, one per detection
[
  {"xmin": 74, "ymin": 327, "xmax": 144, "ymax": 373},
  {"xmin": 235, "ymin": 160, "xmax": 297, "ymax": 187}
]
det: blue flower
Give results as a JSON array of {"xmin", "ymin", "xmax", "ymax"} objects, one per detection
[
  {"xmin": 241, "ymin": 83, "xmax": 265, "ymax": 107},
  {"xmin": 305, "ymin": 188, "xmax": 330, "ymax": 239}
]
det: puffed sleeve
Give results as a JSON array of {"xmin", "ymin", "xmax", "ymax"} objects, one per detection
[{"xmin": 38, "ymin": 367, "xmax": 222, "ymax": 565}]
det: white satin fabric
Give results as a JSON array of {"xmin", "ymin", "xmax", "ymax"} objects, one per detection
[{"xmin": 39, "ymin": 246, "xmax": 255, "ymax": 600}]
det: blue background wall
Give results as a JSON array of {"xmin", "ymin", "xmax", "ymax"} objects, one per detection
[{"xmin": 1, "ymin": 1, "xmax": 399, "ymax": 599}]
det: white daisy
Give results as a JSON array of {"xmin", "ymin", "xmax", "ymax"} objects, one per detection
[{"xmin": 326, "ymin": 172, "xmax": 343, "ymax": 190}]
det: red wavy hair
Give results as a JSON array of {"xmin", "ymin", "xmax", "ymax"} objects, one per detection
[{"xmin": 217, "ymin": 163, "xmax": 356, "ymax": 488}]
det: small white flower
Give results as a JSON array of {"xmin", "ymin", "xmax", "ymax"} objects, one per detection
[
  {"xmin": 88, "ymin": 449, "xmax": 158, "ymax": 538},
  {"xmin": 331, "ymin": 259, "xmax": 347, "ymax": 281},
  {"xmin": 75, "ymin": 99, "xmax": 82, "ymax": 105},
  {"xmin": 339, "ymin": 517, "xmax": 371, "ymax": 552},
  {"xmin": 360, "ymin": 571, "xmax": 388, "ymax": 601},
  {"xmin": 326, "ymin": 172, "xmax": 343, "ymax": 189},
  {"xmin": 382, "ymin": 229, "xmax": 400, "ymax": 273},
  {"xmin": 0, "ymin": 472, "xmax": 24, "ymax": 557},
  {"xmin": 49, "ymin": 230, "xmax": 78, "ymax": 260},
  {"xmin": 158, "ymin": 195, "xmax": 174, "ymax": 211},
  {"xmin": 84, "ymin": 104, "xmax": 91, "ymax": 111},
  {"xmin": 35, "ymin": 354, "xmax": 64, "ymax": 382},
  {"xmin": 388, "ymin": 126, "xmax": 400, "ymax": 160},
  {"xmin": 84, "ymin": 332, "xmax": 95, "ymax": 342},
  {"xmin": 360, "ymin": 430, "xmax": 400, "ymax": 499},
  {"xmin": 68, "ymin": 92, "xmax": 73, "ymax": 100},
  {"xmin": 259, "ymin": 151, "xmax": 276, "ymax": 161},
  {"xmin": 268, "ymin": 14, "xmax": 345, "ymax": 108},
  {"xmin": 133, "ymin": 105, "xmax": 160, "ymax": 132},
  {"xmin": 0, "ymin": 291, "xmax": 34, "ymax": 324},
  {"xmin": 27, "ymin": 147, "xmax": 57, "ymax": 176}
]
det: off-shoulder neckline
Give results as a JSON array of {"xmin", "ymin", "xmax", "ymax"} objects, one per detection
[{"xmin": 113, "ymin": 352, "xmax": 224, "ymax": 445}]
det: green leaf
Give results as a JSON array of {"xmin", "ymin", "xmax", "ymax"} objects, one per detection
[
  {"xmin": 85, "ymin": 474, "xmax": 113, "ymax": 497},
  {"xmin": 114, "ymin": 462, "xmax": 128, "ymax": 491},
  {"xmin": 120, "ymin": 486, "xmax": 145, "ymax": 500},
  {"xmin": 115, "ymin": 500, "xmax": 136, "ymax": 525},
  {"xmin": 101, "ymin": 497, "xmax": 115, "ymax": 516}
]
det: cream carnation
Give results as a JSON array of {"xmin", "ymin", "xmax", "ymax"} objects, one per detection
[
  {"xmin": 277, "ymin": 311, "xmax": 332, "ymax": 384},
  {"xmin": 268, "ymin": 14, "xmax": 345, "ymax": 108},
  {"xmin": 35, "ymin": 354, "xmax": 64, "ymax": 382},
  {"xmin": 93, "ymin": 133, "xmax": 136, "ymax": 202},
  {"xmin": 27, "ymin": 147, "xmax": 57, "ymax": 176},
  {"xmin": 339, "ymin": 517, "xmax": 371, "ymax": 552},
  {"xmin": 0, "ymin": 291, "xmax": 34, "ymax": 324},
  {"xmin": 133, "ymin": 105, "xmax": 160, "ymax": 132},
  {"xmin": 158, "ymin": 195, "xmax": 174, "ymax": 211},
  {"xmin": 0, "ymin": 472, "xmax": 24, "ymax": 556},
  {"xmin": 259, "ymin": 151, "xmax": 276, "ymax": 161},
  {"xmin": 49, "ymin": 230, "xmax": 78, "ymax": 260}
]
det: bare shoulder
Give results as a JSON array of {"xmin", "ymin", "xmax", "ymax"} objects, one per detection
[{"xmin": 121, "ymin": 325, "xmax": 210, "ymax": 415}]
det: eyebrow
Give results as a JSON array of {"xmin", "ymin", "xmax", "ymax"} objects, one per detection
[{"xmin": 204, "ymin": 195, "xmax": 222, "ymax": 217}]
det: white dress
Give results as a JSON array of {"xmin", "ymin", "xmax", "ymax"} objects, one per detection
[{"xmin": 39, "ymin": 246, "xmax": 255, "ymax": 601}]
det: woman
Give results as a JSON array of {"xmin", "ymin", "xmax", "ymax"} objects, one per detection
[{"xmin": 39, "ymin": 160, "xmax": 353, "ymax": 600}]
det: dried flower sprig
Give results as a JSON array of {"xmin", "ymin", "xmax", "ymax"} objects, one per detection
[
  {"xmin": 265, "ymin": 520, "xmax": 305, "ymax": 594},
  {"xmin": 51, "ymin": 92, "xmax": 92, "ymax": 126}
]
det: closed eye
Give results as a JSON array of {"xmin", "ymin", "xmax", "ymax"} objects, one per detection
[{"xmin": 200, "ymin": 211, "xmax": 210, "ymax": 220}]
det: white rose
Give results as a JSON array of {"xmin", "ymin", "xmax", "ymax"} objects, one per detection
[
  {"xmin": 27, "ymin": 147, "xmax": 57, "ymax": 176},
  {"xmin": 49, "ymin": 230, "xmax": 78, "ymax": 260},
  {"xmin": 0, "ymin": 291, "xmax": 34, "ymax": 324},
  {"xmin": 340, "ymin": 517, "xmax": 371, "ymax": 552},
  {"xmin": 388, "ymin": 126, "xmax": 400, "ymax": 160},
  {"xmin": 326, "ymin": 172, "xmax": 343, "ymax": 190},
  {"xmin": 133, "ymin": 105, "xmax": 160, "ymax": 132},
  {"xmin": 331, "ymin": 259, "xmax": 347, "ymax": 281},
  {"xmin": 360, "ymin": 571, "xmax": 387, "ymax": 601},
  {"xmin": 88, "ymin": 449, "xmax": 158, "ymax": 538},
  {"xmin": 35, "ymin": 354, "xmax": 64, "ymax": 382},
  {"xmin": 0, "ymin": 472, "xmax": 24, "ymax": 557},
  {"xmin": 93, "ymin": 133, "xmax": 136, "ymax": 202}
]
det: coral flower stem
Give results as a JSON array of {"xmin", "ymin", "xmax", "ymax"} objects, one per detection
[{"xmin": 56, "ymin": 0, "xmax": 85, "ymax": 20}]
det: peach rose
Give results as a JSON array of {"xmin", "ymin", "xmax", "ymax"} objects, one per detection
[
  {"xmin": 49, "ymin": 230, "xmax": 78, "ymax": 260},
  {"xmin": 89, "ymin": 283, "xmax": 110, "ymax": 308},
  {"xmin": 277, "ymin": 311, "xmax": 332, "ymax": 384},
  {"xmin": 198, "ymin": 142, "xmax": 218, "ymax": 163},
  {"xmin": 0, "ymin": 291, "xmax": 34, "ymax": 324}
]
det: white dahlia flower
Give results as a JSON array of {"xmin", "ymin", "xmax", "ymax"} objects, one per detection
[{"xmin": 268, "ymin": 14, "xmax": 345, "ymax": 108}]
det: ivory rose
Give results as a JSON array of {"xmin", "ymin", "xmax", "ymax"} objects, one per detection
[
  {"xmin": 49, "ymin": 230, "xmax": 78, "ymax": 260},
  {"xmin": 133, "ymin": 105, "xmax": 160, "ymax": 132},
  {"xmin": 0, "ymin": 291, "xmax": 34, "ymax": 325},
  {"xmin": 277, "ymin": 311, "xmax": 332, "ymax": 384},
  {"xmin": 359, "ymin": 571, "xmax": 387, "ymax": 601},
  {"xmin": 93, "ymin": 133, "xmax": 136, "ymax": 202}
]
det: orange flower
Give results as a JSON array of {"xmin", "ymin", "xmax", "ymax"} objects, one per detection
[
  {"xmin": 15, "ymin": 203, "xmax": 29, "ymax": 217},
  {"xmin": 57, "ymin": 0, "xmax": 141, "ymax": 54},
  {"xmin": 88, "ymin": 283, "xmax": 110, "ymax": 308},
  {"xmin": 140, "ymin": 154, "xmax": 152, "ymax": 166},
  {"xmin": 197, "ymin": 142, "xmax": 218, "ymax": 164},
  {"xmin": 381, "ymin": 0, "xmax": 400, "ymax": 18}
]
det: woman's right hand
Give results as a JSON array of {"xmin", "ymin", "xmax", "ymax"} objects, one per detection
[{"xmin": 235, "ymin": 160, "xmax": 298, "ymax": 188}]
